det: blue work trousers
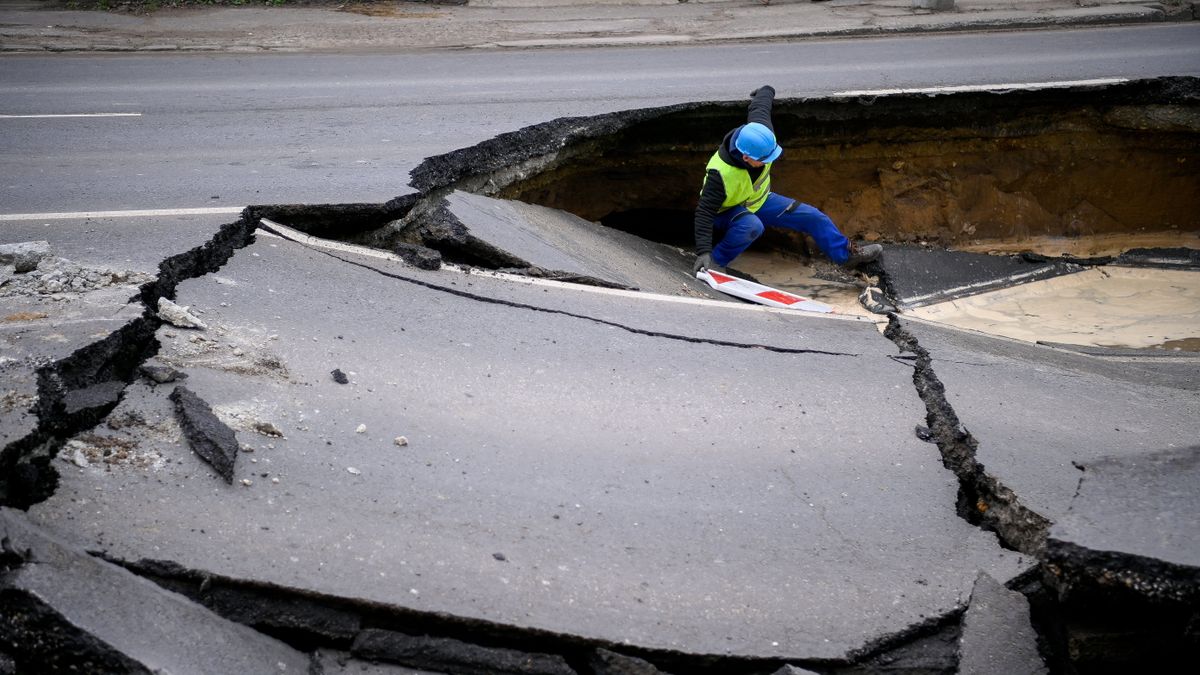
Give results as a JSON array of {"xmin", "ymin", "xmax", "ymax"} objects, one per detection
[{"xmin": 711, "ymin": 192, "xmax": 850, "ymax": 266}]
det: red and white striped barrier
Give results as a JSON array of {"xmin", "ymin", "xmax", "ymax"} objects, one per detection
[{"xmin": 697, "ymin": 269, "xmax": 834, "ymax": 313}]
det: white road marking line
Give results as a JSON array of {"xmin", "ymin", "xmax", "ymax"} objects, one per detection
[
  {"xmin": 256, "ymin": 218, "xmax": 870, "ymax": 321},
  {"xmin": 0, "ymin": 113, "xmax": 143, "ymax": 119},
  {"xmin": 833, "ymin": 78, "xmax": 1128, "ymax": 97},
  {"xmin": 0, "ymin": 207, "xmax": 244, "ymax": 221}
]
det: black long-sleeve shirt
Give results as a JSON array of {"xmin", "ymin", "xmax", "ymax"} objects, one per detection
[{"xmin": 694, "ymin": 86, "xmax": 776, "ymax": 255}]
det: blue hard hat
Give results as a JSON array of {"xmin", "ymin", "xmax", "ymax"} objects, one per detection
[{"xmin": 733, "ymin": 122, "xmax": 782, "ymax": 163}]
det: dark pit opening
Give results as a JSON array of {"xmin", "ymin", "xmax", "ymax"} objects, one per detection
[{"xmin": 489, "ymin": 78, "xmax": 1198, "ymax": 255}]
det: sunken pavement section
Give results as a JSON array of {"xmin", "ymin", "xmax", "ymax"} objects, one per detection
[{"xmin": 2, "ymin": 78, "xmax": 1199, "ymax": 674}]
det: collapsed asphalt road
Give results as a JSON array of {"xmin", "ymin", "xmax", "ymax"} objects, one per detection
[{"xmin": 2, "ymin": 79, "xmax": 1198, "ymax": 674}]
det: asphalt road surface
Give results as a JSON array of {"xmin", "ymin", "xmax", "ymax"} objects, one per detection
[
  {"xmin": 3, "ymin": 23, "xmax": 1199, "ymax": 215},
  {"xmin": 2, "ymin": 21, "xmax": 1199, "ymax": 673}
]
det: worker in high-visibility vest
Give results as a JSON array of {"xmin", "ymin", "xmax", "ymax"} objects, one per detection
[{"xmin": 693, "ymin": 85, "xmax": 882, "ymax": 273}]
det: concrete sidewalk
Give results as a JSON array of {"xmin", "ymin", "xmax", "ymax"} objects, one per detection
[{"xmin": 0, "ymin": 0, "xmax": 1194, "ymax": 53}]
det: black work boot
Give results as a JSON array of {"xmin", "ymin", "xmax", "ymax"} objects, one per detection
[{"xmin": 843, "ymin": 242, "xmax": 882, "ymax": 268}]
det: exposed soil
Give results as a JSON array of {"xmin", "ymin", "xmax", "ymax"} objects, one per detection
[{"xmin": 496, "ymin": 80, "xmax": 1199, "ymax": 251}]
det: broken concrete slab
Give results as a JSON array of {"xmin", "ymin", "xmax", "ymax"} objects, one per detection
[
  {"xmin": 1115, "ymin": 246, "xmax": 1200, "ymax": 270},
  {"xmin": 0, "ymin": 508, "xmax": 311, "ymax": 674},
  {"xmin": 1045, "ymin": 447, "xmax": 1200, "ymax": 604},
  {"xmin": 318, "ymin": 649, "xmax": 444, "ymax": 674},
  {"xmin": 769, "ymin": 666, "xmax": 821, "ymax": 675},
  {"xmin": 889, "ymin": 318, "xmax": 1200, "ymax": 551},
  {"xmin": 409, "ymin": 191, "xmax": 726, "ymax": 298},
  {"xmin": 878, "ymin": 245, "xmax": 1081, "ymax": 310},
  {"xmin": 169, "ymin": 385, "xmax": 239, "ymax": 484},
  {"xmin": 352, "ymin": 628, "xmax": 574, "ymax": 675},
  {"xmin": 157, "ymin": 297, "xmax": 209, "ymax": 329},
  {"xmin": 590, "ymin": 648, "xmax": 669, "ymax": 675},
  {"xmin": 958, "ymin": 573, "xmax": 1047, "ymax": 675},
  {"xmin": 1039, "ymin": 449, "xmax": 1200, "ymax": 673},
  {"xmin": 30, "ymin": 235, "xmax": 1027, "ymax": 664}
]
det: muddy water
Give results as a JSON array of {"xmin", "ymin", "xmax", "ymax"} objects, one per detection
[
  {"xmin": 907, "ymin": 267, "xmax": 1200, "ymax": 351},
  {"xmin": 727, "ymin": 234, "xmax": 1200, "ymax": 352}
]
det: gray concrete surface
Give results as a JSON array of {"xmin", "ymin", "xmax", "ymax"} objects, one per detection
[
  {"xmin": 958, "ymin": 573, "xmax": 1047, "ymax": 675},
  {"xmin": 896, "ymin": 318, "xmax": 1200, "ymax": 527},
  {"xmin": 440, "ymin": 191, "xmax": 723, "ymax": 295},
  {"xmin": 0, "ymin": 0, "xmax": 1192, "ymax": 53},
  {"xmin": 29, "ymin": 233, "xmax": 1029, "ymax": 661},
  {"xmin": 0, "ymin": 507, "xmax": 312, "ymax": 674},
  {"xmin": 1048, "ymin": 446, "xmax": 1200, "ymax": 580}
]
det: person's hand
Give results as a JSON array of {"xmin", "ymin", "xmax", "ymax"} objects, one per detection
[
  {"xmin": 694, "ymin": 253, "xmax": 714, "ymax": 273},
  {"xmin": 750, "ymin": 85, "xmax": 776, "ymax": 98}
]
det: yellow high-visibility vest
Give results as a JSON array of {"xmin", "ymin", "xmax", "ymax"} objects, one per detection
[{"xmin": 702, "ymin": 152, "xmax": 772, "ymax": 213}]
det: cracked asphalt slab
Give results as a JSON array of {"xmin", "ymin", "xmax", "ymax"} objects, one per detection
[
  {"xmin": 892, "ymin": 317, "xmax": 1200, "ymax": 531},
  {"xmin": 3, "ymin": 7, "xmax": 1198, "ymax": 669},
  {"xmin": 28, "ymin": 232, "xmax": 1030, "ymax": 663},
  {"xmin": 0, "ymin": 507, "xmax": 312, "ymax": 674}
]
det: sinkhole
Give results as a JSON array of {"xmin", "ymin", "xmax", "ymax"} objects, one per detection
[{"xmin": 266, "ymin": 76, "xmax": 1200, "ymax": 348}]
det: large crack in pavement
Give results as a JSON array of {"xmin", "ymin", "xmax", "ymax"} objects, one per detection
[
  {"xmin": 881, "ymin": 317, "xmax": 1052, "ymax": 556},
  {"xmin": 5, "ymin": 78, "xmax": 1197, "ymax": 673},
  {"xmin": 0, "ymin": 219, "xmax": 256, "ymax": 510},
  {"xmin": 258, "ymin": 221, "xmax": 860, "ymax": 359}
]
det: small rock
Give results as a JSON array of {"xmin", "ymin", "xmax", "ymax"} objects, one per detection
[
  {"xmin": 331, "ymin": 369, "xmax": 349, "ymax": 384},
  {"xmin": 347, "ymin": 467, "xmax": 361, "ymax": 475},
  {"xmin": 271, "ymin": 477, "xmax": 280, "ymax": 484},
  {"xmin": 393, "ymin": 242, "xmax": 442, "ymax": 271},
  {"xmin": 253, "ymin": 421, "xmax": 284, "ymax": 438},
  {"xmin": 232, "ymin": 348, "xmax": 244, "ymax": 357},
  {"xmin": 393, "ymin": 436, "xmax": 409, "ymax": 447},
  {"xmin": 492, "ymin": 552, "xmax": 507, "ymax": 562},
  {"xmin": 0, "ymin": 241, "xmax": 52, "ymax": 273},
  {"xmin": 157, "ymin": 297, "xmax": 208, "ymax": 329},
  {"xmin": 66, "ymin": 440, "xmax": 89, "ymax": 468},
  {"xmin": 139, "ymin": 364, "xmax": 186, "ymax": 385},
  {"xmin": 858, "ymin": 286, "xmax": 895, "ymax": 315},
  {"xmin": 241, "ymin": 479, "xmax": 253, "ymax": 487},
  {"xmin": 355, "ymin": 424, "xmax": 367, "ymax": 434}
]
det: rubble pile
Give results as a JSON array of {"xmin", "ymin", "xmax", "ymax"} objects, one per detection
[{"xmin": 0, "ymin": 243, "xmax": 152, "ymax": 297}]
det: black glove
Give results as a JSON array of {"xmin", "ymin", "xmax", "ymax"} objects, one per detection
[
  {"xmin": 750, "ymin": 85, "xmax": 776, "ymax": 99},
  {"xmin": 693, "ymin": 253, "xmax": 714, "ymax": 273}
]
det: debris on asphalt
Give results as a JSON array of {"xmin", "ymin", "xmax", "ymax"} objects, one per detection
[
  {"xmin": 253, "ymin": 420, "xmax": 284, "ymax": 437},
  {"xmin": 346, "ymin": 467, "xmax": 361, "ymax": 475},
  {"xmin": 393, "ymin": 435, "xmax": 408, "ymax": 447},
  {"xmin": 157, "ymin": 297, "xmax": 209, "ymax": 329},
  {"xmin": 139, "ymin": 363, "xmax": 187, "ymax": 385},
  {"xmin": 858, "ymin": 286, "xmax": 895, "ymax": 315},
  {"xmin": 331, "ymin": 368, "xmax": 349, "ymax": 384},
  {"xmin": 355, "ymin": 424, "xmax": 366, "ymax": 434},
  {"xmin": 351, "ymin": 628, "xmax": 575, "ymax": 675},
  {"xmin": 393, "ymin": 242, "xmax": 443, "ymax": 271},
  {"xmin": 0, "ymin": 249, "xmax": 150, "ymax": 297},
  {"xmin": 589, "ymin": 648, "xmax": 666, "ymax": 675},
  {"xmin": 169, "ymin": 386, "xmax": 239, "ymax": 484},
  {"xmin": 0, "ymin": 241, "xmax": 51, "ymax": 273}
]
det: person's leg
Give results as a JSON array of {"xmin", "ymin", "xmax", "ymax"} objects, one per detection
[
  {"xmin": 757, "ymin": 193, "xmax": 851, "ymax": 264},
  {"xmin": 711, "ymin": 207, "xmax": 765, "ymax": 267}
]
